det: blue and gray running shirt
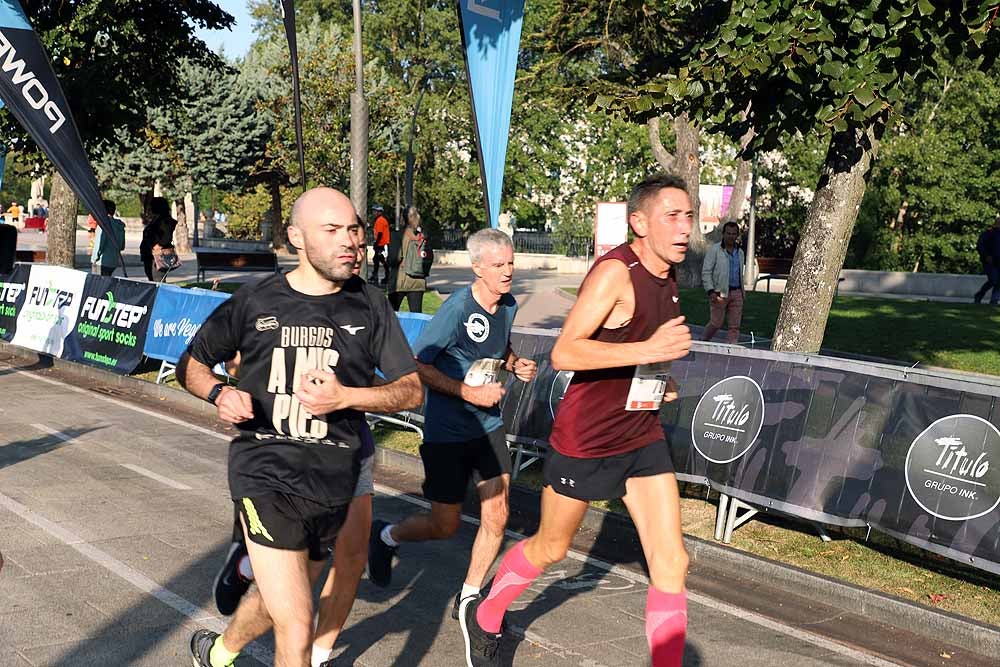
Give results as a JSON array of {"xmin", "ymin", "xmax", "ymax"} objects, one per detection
[{"xmin": 413, "ymin": 285, "xmax": 516, "ymax": 443}]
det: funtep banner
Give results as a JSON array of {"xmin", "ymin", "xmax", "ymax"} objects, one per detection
[
  {"xmin": 10, "ymin": 264, "xmax": 86, "ymax": 356},
  {"xmin": 142, "ymin": 283, "xmax": 230, "ymax": 364},
  {"xmin": 0, "ymin": 1, "xmax": 122, "ymax": 262},
  {"xmin": 62, "ymin": 276, "xmax": 158, "ymax": 374},
  {"xmin": 0, "ymin": 262, "xmax": 29, "ymax": 340},
  {"xmin": 457, "ymin": 0, "xmax": 525, "ymax": 229}
]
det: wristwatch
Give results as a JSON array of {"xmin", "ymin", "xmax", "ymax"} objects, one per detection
[{"xmin": 207, "ymin": 382, "xmax": 227, "ymax": 405}]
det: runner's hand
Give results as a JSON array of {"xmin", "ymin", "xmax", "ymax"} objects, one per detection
[
  {"xmin": 464, "ymin": 382, "xmax": 505, "ymax": 408},
  {"xmin": 217, "ymin": 387, "xmax": 254, "ymax": 424},
  {"xmin": 642, "ymin": 317, "xmax": 691, "ymax": 363},
  {"xmin": 663, "ymin": 377, "xmax": 679, "ymax": 403},
  {"xmin": 296, "ymin": 369, "xmax": 348, "ymax": 415},
  {"xmin": 512, "ymin": 357, "xmax": 537, "ymax": 382}
]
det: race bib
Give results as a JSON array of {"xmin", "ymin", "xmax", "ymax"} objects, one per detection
[
  {"xmin": 625, "ymin": 362, "xmax": 672, "ymax": 411},
  {"xmin": 464, "ymin": 358, "xmax": 503, "ymax": 387}
]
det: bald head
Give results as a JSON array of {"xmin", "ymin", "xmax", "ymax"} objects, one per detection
[
  {"xmin": 288, "ymin": 187, "xmax": 360, "ymax": 284},
  {"xmin": 290, "ymin": 187, "xmax": 355, "ymax": 231}
]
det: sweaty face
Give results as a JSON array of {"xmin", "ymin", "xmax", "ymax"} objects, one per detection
[
  {"xmin": 293, "ymin": 201, "xmax": 359, "ymax": 283},
  {"xmin": 474, "ymin": 243, "xmax": 515, "ymax": 296},
  {"xmin": 639, "ymin": 187, "xmax": 693, "ymax": 265}
]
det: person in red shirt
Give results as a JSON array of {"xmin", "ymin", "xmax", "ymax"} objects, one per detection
[
  {"xmin": 371, "ymin": 204, "xmax": 391, "ymax": 285},
  {"xmin": 459, "ymin": 174, "xmax": 694, "ymax": 667}
]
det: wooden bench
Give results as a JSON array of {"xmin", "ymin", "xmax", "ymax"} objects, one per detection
[
  {"xmin": 754, "ymin": 257, "xmax": 793, "ymax": 292},
  {"xmin": 194, "ymin": 248, "xmax": 279, "ymax": 281}
]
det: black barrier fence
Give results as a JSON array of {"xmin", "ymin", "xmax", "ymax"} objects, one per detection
[
  {"xmin": 503, "ymin": 328, "xmax": 1000, "ymax": 576},
  {"xmin": 1, "ymin": 263, "xmax": 997, "ymax": 575}
]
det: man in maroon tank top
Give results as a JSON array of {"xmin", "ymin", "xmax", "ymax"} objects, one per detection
[{"xmin": 458, "ymin": 174, "xmax": 693, "ymax": 667}]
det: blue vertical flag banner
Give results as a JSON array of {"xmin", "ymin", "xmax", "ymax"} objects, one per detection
[
  {"xmin": 0, "ymin": 1, "xmax": 123, "ymax": 261},
  {"xmin": 456, "ymin": 0, "xmax": 525, "ymax": 229}
]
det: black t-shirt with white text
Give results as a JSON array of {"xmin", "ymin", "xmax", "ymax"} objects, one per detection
[{"xmin": 189, "ymin": 273, "xmax": 416, "ymax": 506}]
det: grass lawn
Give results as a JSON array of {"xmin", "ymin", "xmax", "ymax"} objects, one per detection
[
  {"xmin": 370, "ymin": 425, "xmax": 1000, "ymax": 627},
  {"xmin": 562, "ymin": 286, "xmax": 1000, "ymax": 377}
]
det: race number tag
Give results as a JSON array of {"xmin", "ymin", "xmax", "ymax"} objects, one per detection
[
  {"xmin": 464, "ymin": 358, "xmax": 503, "ymax": 386},
  {"xmin": 625, "ymin": 362, "xmax": 672, "ymax": 411}
]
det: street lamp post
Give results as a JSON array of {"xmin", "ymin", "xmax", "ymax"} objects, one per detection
[
  {"xmin": 743, "ymin": 155, "xmax": 760, "ymax": 290},
  {"xmin": 404, "ymin": 78, "xmax": 433, "ymax": 209},
  {"xmin": 350, "ymin": 0, "xmax": 368, "ymax": 217}
]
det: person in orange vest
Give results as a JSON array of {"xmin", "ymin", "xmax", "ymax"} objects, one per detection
[{"xmin": 371, "ymin": 204, "xmax": 391, "ymax": 285}]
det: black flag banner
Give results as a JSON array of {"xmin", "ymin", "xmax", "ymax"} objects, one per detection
[
  {"xmin": 279, "ymin": 0, "xmax": 307, "ymax": 190},
  {"xmin": 0, "ymin": 0, "xmax": 124, "ymax": 268}
]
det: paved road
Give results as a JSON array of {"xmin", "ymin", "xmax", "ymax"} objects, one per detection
[{"xmin": 1, "ymin": 361, "xmax": 992, "ymax": 666}]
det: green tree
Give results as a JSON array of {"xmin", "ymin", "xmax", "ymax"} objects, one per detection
[
  {"xmin": 850, "ymin": 61, "xmax": 1000, "ymax": 273},
  {"xmin": 0, "ymin": 1, "xmax": 233, "ymax": 266},
  {"xmin": 611, "ymin": 1, "xmax": 1000, "ymax": 352},
  {"xmin": 98, "ymin": 59, "xmax": 273, "ymax": 251}
]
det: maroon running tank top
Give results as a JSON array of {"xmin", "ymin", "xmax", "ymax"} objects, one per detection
[{"xmin": 549, "ymin": 243, "xmax": 680, "ymax": 458}]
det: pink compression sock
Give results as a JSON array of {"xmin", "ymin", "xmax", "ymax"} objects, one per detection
[
  {"xmin": 476, "ymin": 540, "xmax": 542, "ymax": 633},
  {"xmin": 646, "ymin": 586, "xmax": 687, "ymax": 667}
]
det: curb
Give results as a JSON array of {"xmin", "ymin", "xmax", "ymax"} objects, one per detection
[{"xmin": 2, "ymin": 341, "xmax": 998, "ymax": 658}]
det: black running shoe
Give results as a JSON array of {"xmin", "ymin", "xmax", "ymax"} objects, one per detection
[
  {"xmin": 459, "ymin": 595, "xmax": 502, "ymax": 667},
  {"xmin": 453, "ymin": 591, "xmax": 480, "ymax": 620},
  {"xmin": 213, "ymin": 540, "xmax": 252, "ymax": 615},
  {"xmin": 368, "ymin": 519, "xmax": 397, "ymax": 588},
  {"xmin": 189, "ymin": 628, "xmax": 220, "ymax": 667}
]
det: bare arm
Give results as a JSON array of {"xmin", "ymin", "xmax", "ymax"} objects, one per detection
[
  {"xmin": 551, "ymin": 260, "xmax": 691, "ymax": 372},
  {"xmin": 296, "ymin": 369, "xmax": 423, "ymax": 415},
  {"xmin": 416, "ymin": 360, "xmax": 505, "ymax": 408},
  {"xmin": 177, "ymin": 352, "xmax": 254, "ymax": 424}
]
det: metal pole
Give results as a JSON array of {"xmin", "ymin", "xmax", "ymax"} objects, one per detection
[
  {"xmin": 744, "ymin": 155, "xmax": 759, "ymax": 290},
  {"xmin": 349, "ymin": 0, "xmax": 369, "ymax": 217},
  {"xmin": 405, "ymin": 80, "xmax": 430, "ymax": 208}
]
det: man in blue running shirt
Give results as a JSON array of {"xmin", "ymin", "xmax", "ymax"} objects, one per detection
[{"xmin": 367, "ymin": 228, "xmax": 537, "ymax": 622}]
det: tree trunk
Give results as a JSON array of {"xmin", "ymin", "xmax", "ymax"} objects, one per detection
[
  {"xmin": 269, "ymin": 178, "xmax": 287, "ymax": 251},
  {"xmin": 647, "ymin": 113, "xmax": 704, "ymax": 287},
  {"xmin": 173, "ymin": 196, "xmax": 191, "ymax": 253},
  {"xmin": 723, "ymin": 158, "xmax": 752, "ymax": 223},
  {"xmin": 672, "ymin": 114, "xmax": 704, "ymax": 288},
  {"xmin": 46, "ymin": 171, "xmax": 78, "ymax": 268},
  {"xmin": 771, "ymin": 124, "xmax": 881, "ymax": 353}
]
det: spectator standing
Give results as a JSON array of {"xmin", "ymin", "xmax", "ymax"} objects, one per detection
[
  {"xmin": 370, "ymin": 204, "xmax": 391, "ymax": 285},
  {"xmin": 90, "ymin": 200, "xmax": 126, "ymax": 276},
  {"xmin": 140, "ymin": 197, "xmax": 178, "ymax": 282},
  {"xmin": 701, "ymin": 221, "xmax": 746, "ymax": 344},
  {"xmin": 6, "ymin": 201, "xmax": 20, "ymax": 225},
  {"xmin": 974, "ymin": 215, "xmax": 1000, "ymax": 304},
  {"xmin": 387, "ymin": 205, "xmax": 433, "ymax": 313}
]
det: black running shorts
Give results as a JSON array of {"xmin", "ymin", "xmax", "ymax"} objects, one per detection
[
  {"xmin": 543, "ymin": 439, "xmax": 674, "ymax": 501},
  {"xmin": 236, "ymin": 493, "xmax": 349, "ymax": 561},
  {"xmin": 420, "ymin": 428, "xmax": 512, "ymax": 504}
]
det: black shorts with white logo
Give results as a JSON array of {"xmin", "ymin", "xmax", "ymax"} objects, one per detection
[
  {"xmin": 543, "ymin": 439, "xmax": 674, "ymax": 501},
  {"xmin": 236, "ymin": 493, "xmax": 349, "ymax": 561},
  {"xmin": 420, "ymin": 428, "xmax": 512, "ymax": 504}
]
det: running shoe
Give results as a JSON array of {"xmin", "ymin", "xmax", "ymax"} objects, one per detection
[
  {"xmin": 368, "ymin": 519, "xmax": 397, "ymax": 588},
  {"xmin": 213, "ymin": 540, "xmax": 252, "ymax": 615},
  {"xmin": 458, "ymin": 595, "xmax": 502, "ymax": 667},
  {"xmin": 453, "ymin": 591, "xmax": 480, "ymax": 620},
  {"xmin": 189, "ymin": 629, "xmax": 220, "ymax": 667}
]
